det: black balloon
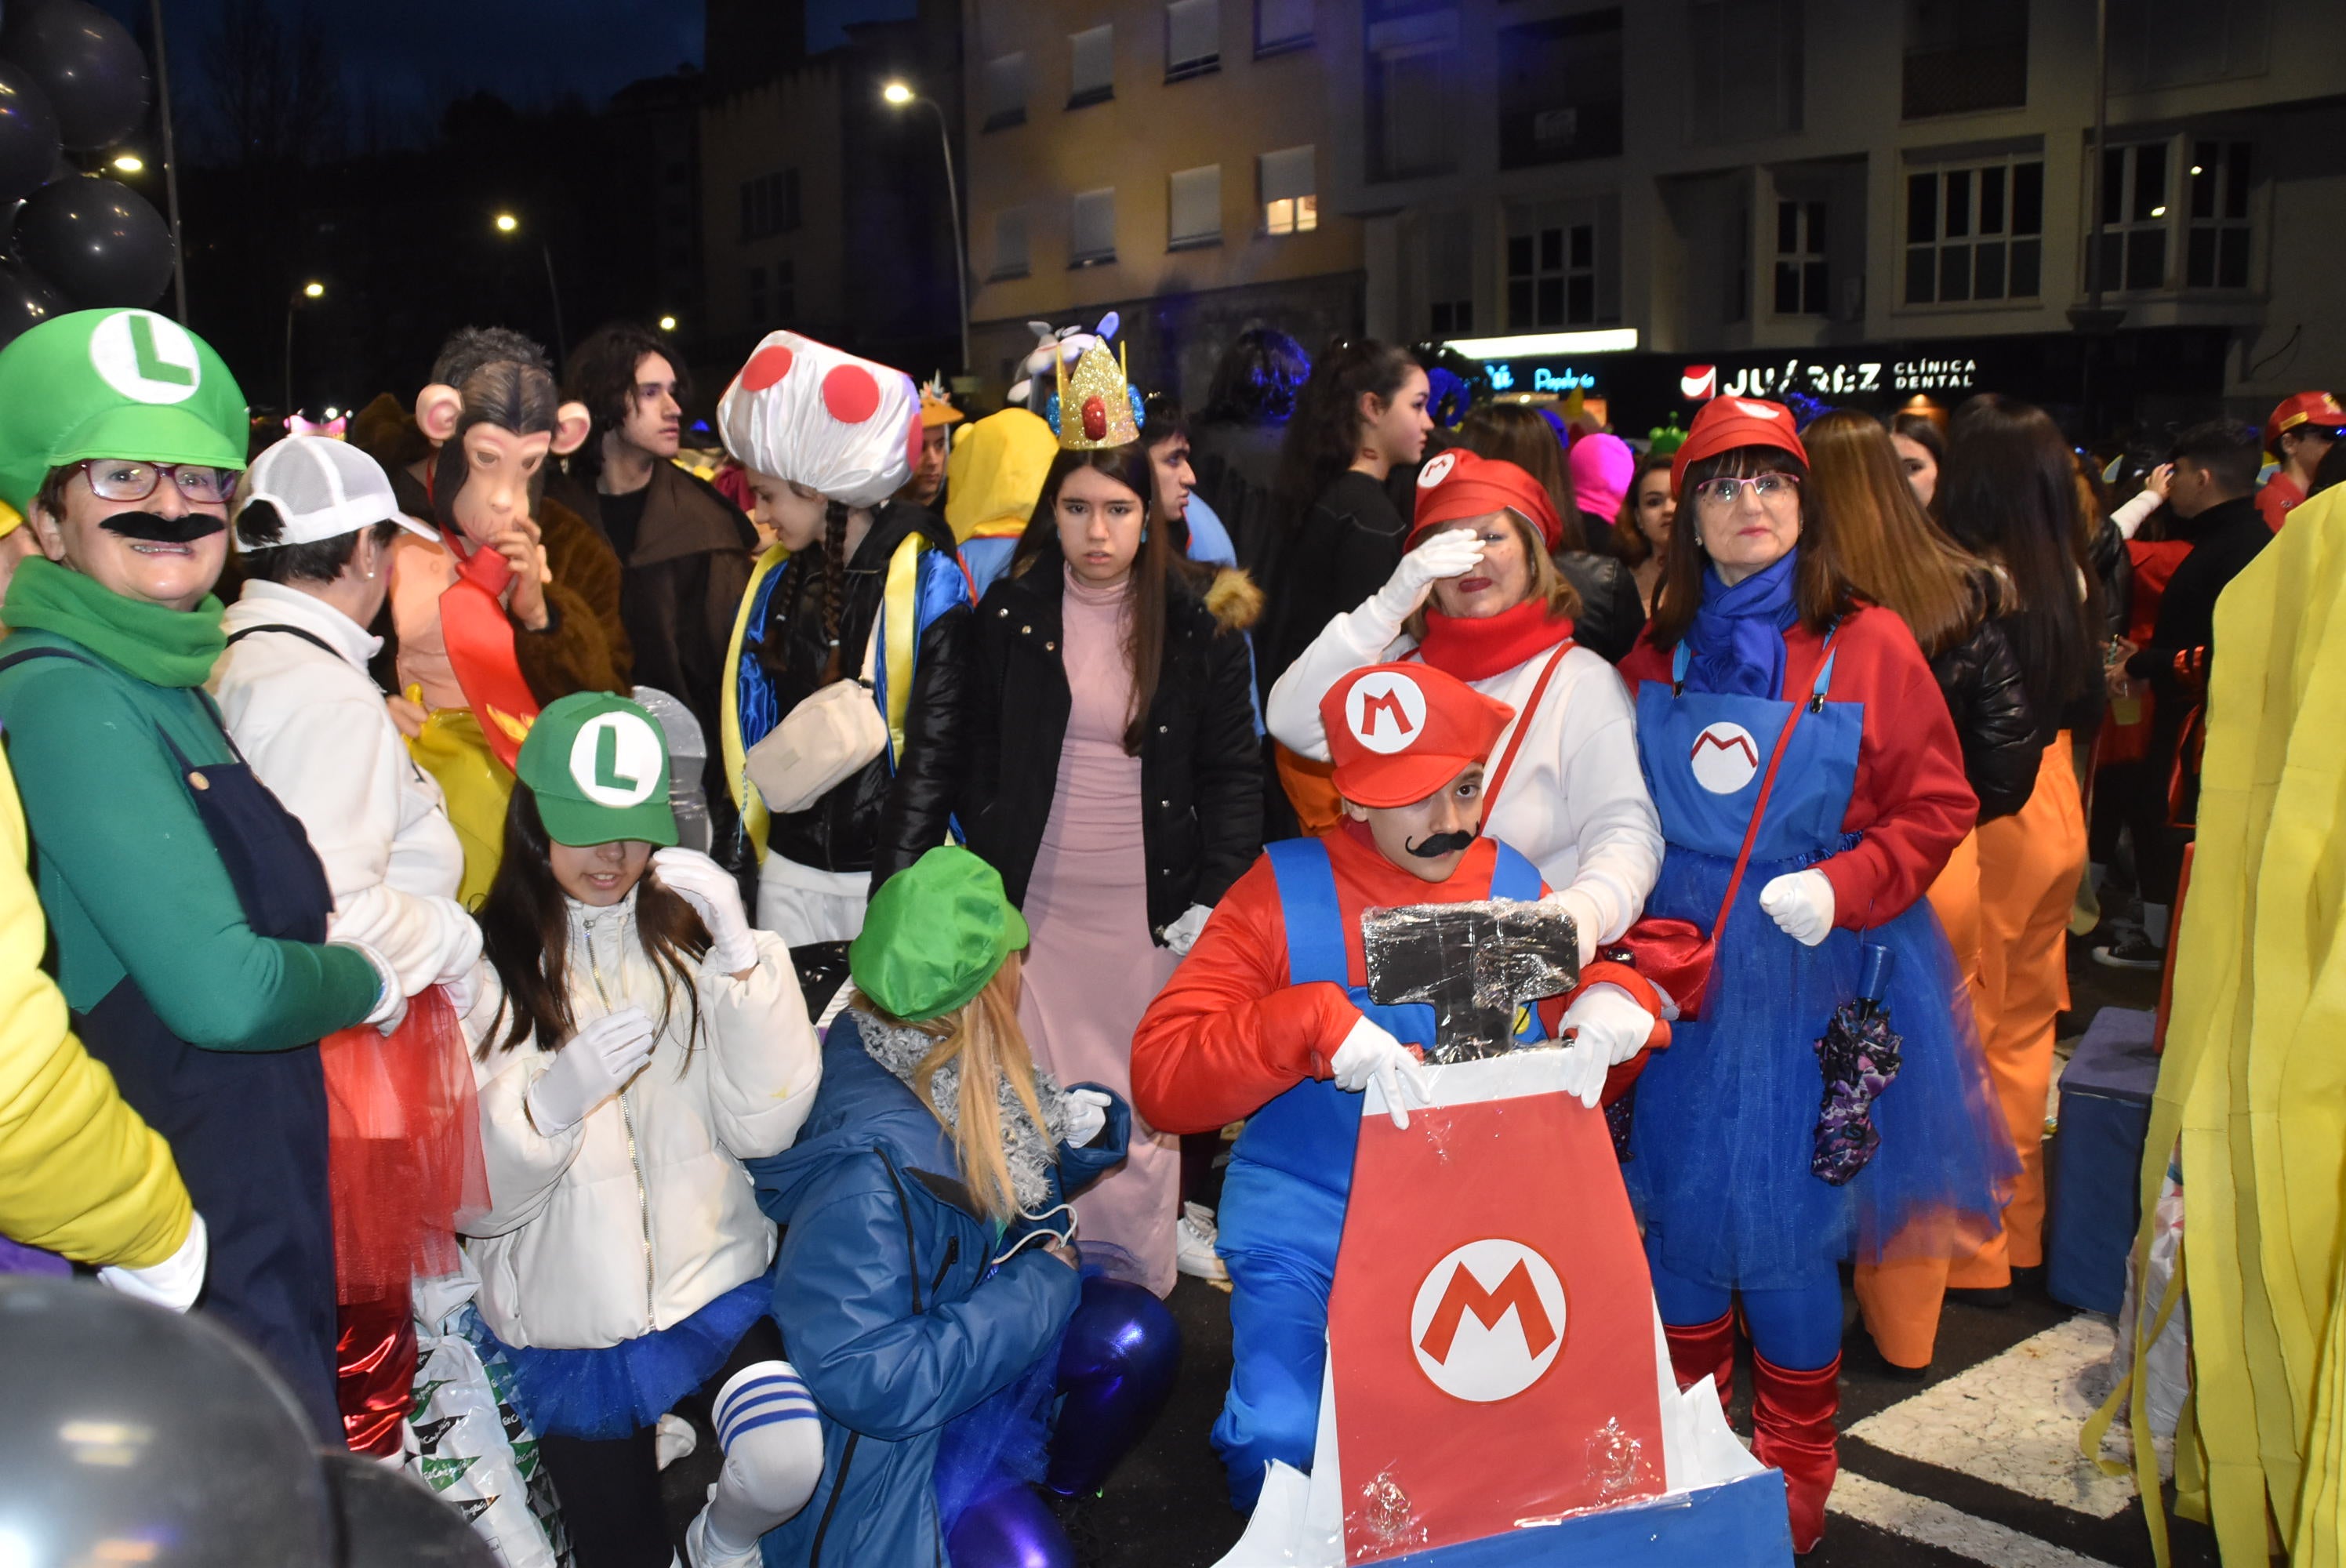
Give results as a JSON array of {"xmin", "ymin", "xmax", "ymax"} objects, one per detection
[
  {"xmin": 0, "ymin": 255, "xmax": 64, "ymax": 346},
  {"xmin": 0, "ymin": 60, "xmax": 58, "ymax": 204},
  {"xmin": 0, "ymin": 0, "xmax": 148, "ymax": 152},
  {"xmin": 13, "ymin": 172, "xmax": 172, "ymax": 306},
  {"xmin": 322, "ymin": 1453, "xmax": 498, "ymax": 1568}
]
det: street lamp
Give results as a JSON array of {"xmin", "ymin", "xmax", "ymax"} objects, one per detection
[
  {"xmin": 881, "ymin": 78, "xmax": 969, "ymax": 378},
  {"xmin": 285, "ymin": 281, "xmax": 325, "ymax": 418},
  {"xmin": 492, "ymin": 211, "xmax": 567, "ymax": 361},
  {"xmin": 658, "ymin": 314, "xmax": 677, "ymax": 332},
  {"xmin": 110, "ymin": 153, "xmax": 143, "ymax": 173}
]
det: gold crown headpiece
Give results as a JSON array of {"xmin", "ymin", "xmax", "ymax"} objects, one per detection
[{"xmin": 1053, "ymin": 339, "xmax": 1144, "ymax": 451}]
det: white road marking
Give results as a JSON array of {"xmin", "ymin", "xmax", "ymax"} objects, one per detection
[
  {"xmin": 1846, "ymin": 1316, "xmax": 2144, "ymax": 1519},
  {"xmin": 1828, "ymin": 1473, "xmax": 2119, "ymax": 1568}
]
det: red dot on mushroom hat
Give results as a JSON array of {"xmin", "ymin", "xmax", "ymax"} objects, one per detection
[
  {"xmin": 823, "ymin": 365, "xmax": 881, "ymax": 423},
  {"xmin": 740, "ymin": 344, "xmax": 795, "ymax": 392}
]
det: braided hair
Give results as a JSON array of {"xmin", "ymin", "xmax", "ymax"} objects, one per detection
[{"xmin": 819, "ymin": 499, "xmax": 851, "ymax": 683}]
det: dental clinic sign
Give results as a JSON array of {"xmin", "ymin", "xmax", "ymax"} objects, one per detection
[{"xmin": 1684, "ymin": 354, "xmax": 1979, "ymax": 401}]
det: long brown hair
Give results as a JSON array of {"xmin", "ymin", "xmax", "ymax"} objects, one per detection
[
  {"xmin": 1646, "ymin": 446, "xmax": 1855, "ymax": 651},
  {"xmin": 1457, "ymin": 403, "xmax": 1587, "ymax": 552},
  {"xmin": 1611, "ymin": 451, "xmax": 1675, "ymax": 566},
  {"xmin": 1802, "ymin": 409, "xmax": 1988, "ymax": 659},
  {"xmin": 1400, "ymin": 510, "xmax": 1579, "ymax": 641},
  {"xmin": 855, "ymin": 955, "xmax": 1047, "ymax": 1221},
  {"xmin": 475, "ymin": 786, "xmax": 711, "ymax": 1059},
  {"xmin": 1011, "ymin": 443, "xmax": 1193, "ymax": 754}
]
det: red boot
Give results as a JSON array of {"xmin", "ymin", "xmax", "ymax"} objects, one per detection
[
  {"xmin": 1662, "ymin": 1311, "xmax": 1736, "ymax": 1418},
  {"xmin": 1750, "ymin": 1352, "xmax": 1839, "ymax": 1554}
]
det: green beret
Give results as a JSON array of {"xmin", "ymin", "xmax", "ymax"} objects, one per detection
[{"xmin": 850, "ymin": 846, "xmax": 1029, "ymax": 1022}]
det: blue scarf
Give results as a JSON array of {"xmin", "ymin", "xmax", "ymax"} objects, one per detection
[{"xmin": 1683, "ymin": 552, "xmax": 1799, "ymax": 699}]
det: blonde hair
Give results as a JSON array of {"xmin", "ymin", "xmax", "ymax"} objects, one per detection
[
  {"xmin": 859, "ymin": 954, "xmax": 1048, "ymax": 1221},
  {"xmin": 1401, "ymin": 510, "xmax": 1578, "ymax": 643}
]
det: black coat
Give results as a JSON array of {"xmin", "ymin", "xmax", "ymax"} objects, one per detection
[
  {"xmin": 750, "ymin": 501, "xmax": 972, "ymax": 883},
  {"xmin": 1930, "ymin": 610, "xmax": 2040, "ymax": 822},
  {"xmin": 961, "ymin": 552, "xmax": 1263, "ymax": 942},
  {"xmin": 1555, "ymin": 550, "xmax": 1647, "ymax": 664}
]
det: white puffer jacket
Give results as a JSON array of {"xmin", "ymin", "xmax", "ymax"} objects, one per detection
[{"xmin": 460, "ymin": 889, "xmax": 820, "ymax": 1351}]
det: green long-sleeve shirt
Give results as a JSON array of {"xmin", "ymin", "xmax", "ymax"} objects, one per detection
[{"xmin": 0, "ymin": 628, "xmax": 379, "ymax": 1051}]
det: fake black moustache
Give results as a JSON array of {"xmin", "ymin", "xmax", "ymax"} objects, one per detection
[
  {"xmin": 1407, "ymin": 829, "xmax": 1476, "ymax": 859},
  {"xmin": 100, "ymin": 511, "xmax": 226, "ymax": 543}
]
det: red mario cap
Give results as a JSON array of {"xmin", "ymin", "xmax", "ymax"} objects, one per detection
[
  {"xmin": 1409, "ymin": 447, "xmax": 1564, "ymax": 551},
  {"xmin": 1669, "ymin": 396, "xmax": 1807, "ymax": 497},
  {"xmin": 2264, "ymin": 390, "xmax": 2346, "ymax": 455},
  {"xmin": 1320, "ymin": 662, "xmax": 1516, "ymax": 809}
]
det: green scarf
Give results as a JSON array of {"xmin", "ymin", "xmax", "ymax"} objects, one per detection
[{"xmin": 2, "ymin": 555, "xmax": 226, "ymax": 688}]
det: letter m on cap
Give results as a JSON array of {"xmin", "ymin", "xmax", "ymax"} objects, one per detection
[
  {"xmin": 1417, "ymin": 1258, "xmax": 1557, "ymax": 1365},
  {"xmin": 1360, "ymin": 688, "xmax": 1417, "ymax": 741}
]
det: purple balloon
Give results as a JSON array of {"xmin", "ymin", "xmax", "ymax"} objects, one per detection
[
  {"xmin": 942, "ymin": 1483, "xmax": 1076, "ymax": 1568},
  {"xmin": 1042, "ymin": 1276, "xmax": 1182, "ymax": 1497}
]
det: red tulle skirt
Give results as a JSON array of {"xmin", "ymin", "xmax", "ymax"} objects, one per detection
[{"xmin": 322, "ymin": 985, "xmax": 489, "ymax": 1300}]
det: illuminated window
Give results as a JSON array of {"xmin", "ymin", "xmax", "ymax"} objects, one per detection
[
  {"xmin": 1259, "ymin": 146, "xmax": 1316, "ymax": 235},
  {"xmin": 1905, "ymin": 156, "xmax": 2043, "ymax": 303}
]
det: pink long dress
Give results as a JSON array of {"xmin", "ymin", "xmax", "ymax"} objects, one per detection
[{"xmin": 1017, "ymin": 566, "xmax": 1182, "ymax": 1296}]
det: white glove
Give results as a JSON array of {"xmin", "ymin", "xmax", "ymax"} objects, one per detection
[
  {"xmin": 1539, "ymin": 887, "xmax": 1602, "ymax": 968},
  {"xmin": 652, "ymin": 847, "xmax": 759, "ymax": 975},
  {"xmin": 1759, "ymin": 869, "xmax": 1836, "ymax": 947},
  {"xmin": 98, "ymin": 1211, "xmax": 208, "ymax": 1313},
  {"xmin": 439, "ymin": 958, "xmax": 481, "ymax": 1024},
  {"xmin": 1062, "ymin": 1087, "xmax": 1112, "ymax": 1147},
  {"xmin": 525, "ymin": 1005, "xmax": 657, "ymax": 1134},
  {"xmin": 337, "ymin": 939, "xmax": 408, "ymax": 1034},
  {"xmin": 1555, "ymin": 983, "xmax": 1655, "ymax": 1109},
  {"xmin": 1370, "ymin": 527, "xmax": 1486, "ymax": 621},
  {"xmin": 1162, "ymin": 903, "xmax": 1212, "ymax": 956},
  {"xmin": 1329, "ymin": 1014, "xmax": 1433, "ymax": 1130}
]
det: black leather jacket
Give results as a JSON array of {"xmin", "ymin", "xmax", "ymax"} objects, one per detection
[
  {"xmin": 1929, "ymin": 603, "xmax": 2040, "ymax": 824},
  {"xmin": 1554, "ymin": 550, "xmax": 1647, "ymax": 664},
  {"xmin": 751, "ymin": 502, "xmax": 971, "ymax": 883},
  {"xmin": 961, "ymin": 550, "xmax": 1262, "ymax": 942}
]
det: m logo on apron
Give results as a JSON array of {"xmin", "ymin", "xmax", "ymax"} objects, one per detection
[
  {"xmin": 1410, "ymin": 1238, "xmax": 1567, "ymax": 1403},
  {"xmin": 1690, "ymin": 720, "xmax": 1760, "ymax": 794}
]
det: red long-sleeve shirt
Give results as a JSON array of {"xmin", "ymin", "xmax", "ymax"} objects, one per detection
[
  {"xmin": 1131, "ymin": 822, "xmax": 1656, "ymax": 1134},
  {"xmin": 1618, "ymin": 604, "xmax": 1977, "ymax": 930}
]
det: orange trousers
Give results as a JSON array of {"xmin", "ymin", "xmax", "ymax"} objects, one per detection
[{"xmin": 1853, "ymin": 831, "xmax": 1983, "ymax": 1369}]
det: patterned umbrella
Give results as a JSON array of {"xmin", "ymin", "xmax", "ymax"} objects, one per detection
[{"xmin": 1810, "ymin": 944, "xmax": 1903, "ymax": 1186}]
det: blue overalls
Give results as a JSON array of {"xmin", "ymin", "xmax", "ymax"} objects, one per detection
[{"xmin": 1211, "ymin": 835, "xmax": 1543, "ymax": 1511}]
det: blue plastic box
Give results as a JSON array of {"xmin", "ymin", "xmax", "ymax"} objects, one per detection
[{"xmin": 2046, "ymin": 1007, "xmax": 2162, "ymax": 1315}]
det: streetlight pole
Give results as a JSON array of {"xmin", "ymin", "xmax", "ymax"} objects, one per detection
[
  {"xmin": 884, "ymin": 83, "xmax": 970, "ymax": 377},
  {"xmin": 494, "ymin": 212, "xmax": 567, "ymax": 362},
  {"xmin": 147, "ymin": 0, "xmax": 187, "ymax": 322},
  {"xmin": 284, "ymin": 281, "xmax": 321, "ymax": 419}
]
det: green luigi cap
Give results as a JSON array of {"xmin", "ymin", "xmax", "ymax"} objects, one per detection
[
  {"xmin": 515, "ymin": 692, "xmax": 679, "ymax": 848},
  {"xmin": 0, "ymin": 309, "xmax": 252, "ymax": 514},
  {"xmin": 850, "ymin": 846, "xmax": 1030, "ymax": 1022}
]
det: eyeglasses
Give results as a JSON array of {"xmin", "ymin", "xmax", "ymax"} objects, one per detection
[
  {"xmin": 74, "ymin": 459, "xmax": 238, "ymax": 506},
  {"xmin": 1688, "ymin": 472, "xmax": 1801, "ymax": 509}
]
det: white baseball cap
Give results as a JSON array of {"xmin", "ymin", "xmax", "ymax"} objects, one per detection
[{"xmin": 234, "ymin": 434, "xmax": 438, "ymax": 550}]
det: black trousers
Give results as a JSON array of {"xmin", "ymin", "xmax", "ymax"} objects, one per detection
[{"xmin": 537, "ymin": 1315, "xmax": 786, "ymax": 1568}]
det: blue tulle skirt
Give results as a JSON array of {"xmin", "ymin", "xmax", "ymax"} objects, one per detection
[
  {"xmin": 1626, "ymin": 837, "xmax": 2017, "ymax": 1292},
  {"xmin": 485, "ymin": 1275, "xmax": 773, "ymax": 1441}
]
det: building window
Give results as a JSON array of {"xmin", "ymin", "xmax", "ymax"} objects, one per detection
[
  {"xmin": 2097, "ymin": 142, "xmax": 2172, "ymax": 294},
  {"xmin": 1727, "ymin": 207, "xmax": 1750, "ymax": 324},
  {"xmin": 1168, "ymin": 165, "xmax": 1222, "ymax": 249},
  {"xmin": 1367, "ymin": 6, "xmax": 1460, "ymax": 182},
  {"xmin": 1423, "ymin": 216, "xmax": 1473, "ymax": 336},
  {"xmin": 1257, "ymin": 0, "xmax": 1313, "ymax": 54},
  {"xmin": 746, "ymin": 265, "xmax": 766, "ymax": 324},
  {"xmin": 1070, "ymin": 187, "xmax": 1117, "ymax": 266},
  {"xmin": 2110, "ymin": 0, "xmax": 2269, "ymax": 91},
  {"xmin": 1772, "ymin": 200, "xmax": 1828, "ymax": 315},
  {"xmin": 1258, "ymin": 145, "xmax": 1316, "ymax": 235},
  {"xmin": 983, "ymin": 52, "xmax": 1029, "ymax": 130},
  {"xmin": 1498, "ymin": 9, "xmax": 1623, "ymax": 169},
  {"xmin": 774, "ymin": 259, "xmax": 794, "ymax": 321},
  {"xmin": 1069, "ymin": 25, "xmax": 1115, "ymax": 108},
  {"xmin": 1904, "ymin": 157, "xmax": 2043, "ymax": 303},
  {"xmin": 1686, "ymin": 0, "xmax": 1801, "ymax": 143},
  {"xmin": 1506, "ymin": 199, "xmax": 1615, "ymax": 329},
  {"xmin": 1902, "ymin": 0, "xmax": 2026, "ymax": 119},
  {"xmin": 1168, "ymin": 0, "xmax": 1222, "ymax": 81},
  {"xmin": 992, "ymin": 208, "xmax": 1030, "ymax": 278},
  {"xmin": 739, "ymin": 169, "xmax": 800, "ymax": 241},
  {"xmin": 2185, "ymin": 140, "xmax": 2253, "ymax": 290}
]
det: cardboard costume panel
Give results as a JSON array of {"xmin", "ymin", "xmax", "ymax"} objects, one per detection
[{"xmin": 1363, "ymin": 900, "xmax": 1577, "ymax": 1062}]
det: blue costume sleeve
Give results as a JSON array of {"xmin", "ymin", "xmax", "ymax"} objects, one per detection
[
  {"xmin": 773, "ymin": 1159, "xmax": 1081, "ymax": 1443},
  {"xmin": 1051, "ymin": 1083, "xmax": 1131, "ymax": 1200}
]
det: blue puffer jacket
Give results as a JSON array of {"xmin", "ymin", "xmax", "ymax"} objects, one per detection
[{"xmin": 750, "ymin": 1015, "xmax": 1129, "ymax": 1567}]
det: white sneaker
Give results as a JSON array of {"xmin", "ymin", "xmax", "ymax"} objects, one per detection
[
  {"xmin": 1177, "ymin": 1202, "xmax": 1228, "ymax": 1283},
  {"xmin": 685, "ymin": 1505, "xmax": 761, "ymax": 1568},
  {"xmin": 655, "ymin": 1411, "xmax": 698, "ymax": 1470}
]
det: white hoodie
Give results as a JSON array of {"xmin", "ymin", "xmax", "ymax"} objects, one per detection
[{"xmin": 461, "ymin": 890, "xmax": 820, "ymax": 1350}]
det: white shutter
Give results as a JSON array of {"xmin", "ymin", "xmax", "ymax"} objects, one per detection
[
  {"xmin": 993, "ymin": 208, "xmax": 1030, "ymax": 277},
  {"xmin": 1168, "ymin": 165, "xmax": 1222, "ymax": 247},
  {"xmin": 983, "ymin": 53, "xmax": 1028, "ymax": 125},
  {"xmin": 1070, "ymin": 24, "xmax": 1116, "ymax": 101},
  {"xmin": 1256, "ymin": 0, "xmax": 1314, "ymax": 51},
  {"xmin": 1071, "ymin": 188, "xmax": 1117, "ymax": 263},
  {"xmin": 1259, "ymin": 144, "xmax": 1315, "ymax": 205},
  {"xmin": 1168, "ymin": 0, "xmax": 1221, "ymax": 74}
]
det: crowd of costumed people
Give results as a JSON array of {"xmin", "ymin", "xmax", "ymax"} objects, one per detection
[{"xmin": 0, "ymin": 293, "xmax": 2342, "ymax": 1568}]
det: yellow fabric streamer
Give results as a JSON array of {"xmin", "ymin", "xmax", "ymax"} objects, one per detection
[{"xmin": 405, "ymin": 699, "xmax": 515, "ymax": 908}]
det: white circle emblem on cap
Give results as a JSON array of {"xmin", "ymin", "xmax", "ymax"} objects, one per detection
[
  {"xmin": 1346, "ymin": 670, "xmax": 1429, "ymax": 755},
  {"xmin": 1690, "ymin": 720, "xmax": 1760, "ymax": 794},
  {"xmin": 89, "ymin": 310, "xmax": 203, "ymax": 405},
  {"xmin": 1417, "ymin": 449, "xmax": 1459, "ymax": 489},
  {"xmin": 1409, "ymin": 1238, "xmax": 1568, "ymax": 1403},
  {"xmin": 570, "ymin": 713, "xmax": 664, "ymax": 807}
]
